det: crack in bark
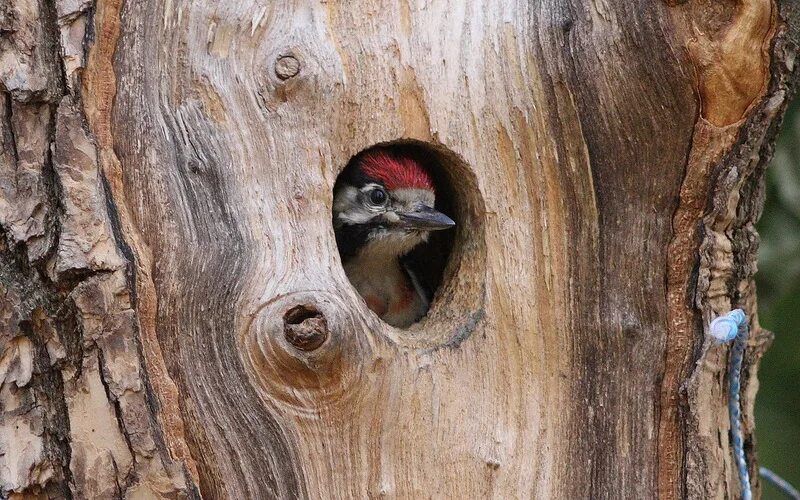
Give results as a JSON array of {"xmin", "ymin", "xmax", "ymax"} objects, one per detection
[
  {"xmin": 39, "ymin": 0, "xmax": 69, "ymax": 99},
  {"xmin": 2, "ymin": 93, "xmax": 19, "ymax": 166},
  {"xmin": 95, "ymin": 347, "xmax": 136, "ymax": 494},
  {"xmin": 98, "ymin": 150, "xmax": 202, "ymax": 499},
  {"xmin": 656, "ymin": 95, "xmax": 700, "ymax": 500}
]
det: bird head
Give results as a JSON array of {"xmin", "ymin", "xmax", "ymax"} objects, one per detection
[{"xmin": 333, "ymin": 149, "xmax": 455, "ymax": 258}]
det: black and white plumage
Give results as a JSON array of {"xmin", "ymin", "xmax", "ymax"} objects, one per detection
[{"xmin": 333, "ymin": 149, "xmax": 455, "ymax": 328}]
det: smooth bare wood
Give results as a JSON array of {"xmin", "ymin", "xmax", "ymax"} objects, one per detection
[{"xmin": 0, "ymin": 0, "xmax": 798, "ymax": 498}]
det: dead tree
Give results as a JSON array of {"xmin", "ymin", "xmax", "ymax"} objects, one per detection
[{"xmin": 1, "ymin": 0, "xmax": 798, "ymax": 498}]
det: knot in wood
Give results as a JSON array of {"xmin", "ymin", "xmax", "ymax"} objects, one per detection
[
  {"xmin": 274, "ymin": 55, "xmax": 300, "ymax": 80},
  {"xmin": 283, "ymin": 304, "xmax": 328, "ymax": 351}
]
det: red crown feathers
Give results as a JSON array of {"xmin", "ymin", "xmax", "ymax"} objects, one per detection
[{"xmin": 359, "ymin": 150, "xmax": 434, "ymax": 192}]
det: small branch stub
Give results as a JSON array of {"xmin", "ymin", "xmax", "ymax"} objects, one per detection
[
  {"xmin": 274, "ymin": 55, "xmax": 300, "ymax": 80},
  {"xmin": 283, "ymin": 304, "xmax": 328, "ymax": 351},
  {"xmin": 246, "ymin": 291, "xmax": 370, "ymax": 411}
]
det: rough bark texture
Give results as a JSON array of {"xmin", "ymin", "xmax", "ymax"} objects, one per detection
[{"xmin": 0, "ymin": 0, "xmax": 797, "ymax": 499}]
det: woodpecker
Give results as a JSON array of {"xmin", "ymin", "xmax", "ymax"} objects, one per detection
[{"xmin": 333, "ymin": 149, "xmax": 455, "ymax": 328}]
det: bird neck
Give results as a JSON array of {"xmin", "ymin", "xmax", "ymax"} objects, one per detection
[
  {"xmin": 342, "ymin": 243, "xmax": 410, "ymax": 301},
  {"xmin": 351, "ymin": 239, "xmax": 407, "ymax": 267}
]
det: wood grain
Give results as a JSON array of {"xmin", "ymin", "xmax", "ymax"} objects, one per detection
[{"xmin": 0, "ymin": 0, "xmax": 797, "ymax": 498}]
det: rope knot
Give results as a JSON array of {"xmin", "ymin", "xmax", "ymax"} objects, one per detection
[{"xmin": 709, "ymin": 308, "xmax": 746, "ymax": 343}]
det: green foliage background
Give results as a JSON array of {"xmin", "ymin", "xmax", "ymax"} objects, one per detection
[{"xmin": 756, "ymin": 98, "xmax": 800, "ymax": 498}]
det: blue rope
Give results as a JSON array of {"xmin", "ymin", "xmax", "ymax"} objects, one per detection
[
  {"xmin": 761, "ymin": 467, "xmax": 800, "ymax": 500},
  {"xmin": 710, "ymin": 309, "xmax": 752, "ymax": 500},
  {"xmin": 709, "ymin": 309, "xmax": 799, "ymax": 500}
]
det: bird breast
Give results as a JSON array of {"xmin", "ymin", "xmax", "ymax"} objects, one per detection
[{"xmin": 343, "ymin": 251, "xmax": 428, "ymax": 328}]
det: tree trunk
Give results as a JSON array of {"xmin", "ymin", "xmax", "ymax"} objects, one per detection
[{"xmin": 1, "ymin": 0, "xmax": 798, "ymax": 498}]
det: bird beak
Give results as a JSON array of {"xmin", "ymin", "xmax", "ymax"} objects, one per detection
[{"xmin": 397, "ymin": 205, "xmax": 456, "ymax": 230}]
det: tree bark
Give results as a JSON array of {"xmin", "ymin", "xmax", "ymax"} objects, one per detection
[{"xmin": 1, "ymin": 0, "xmax": 798, "ymax": 498}]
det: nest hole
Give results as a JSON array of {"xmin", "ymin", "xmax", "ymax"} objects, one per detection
[{"xmin": 332, "ymin": 139, "xmax": 486, "ymax": 344}]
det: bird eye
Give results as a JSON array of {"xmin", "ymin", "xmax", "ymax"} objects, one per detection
[{"xmin": 367, "ymin": 187, "xmax": 387, "ymax": 206}]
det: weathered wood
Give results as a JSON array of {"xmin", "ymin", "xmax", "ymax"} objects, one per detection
[{"xmin": 0, "ymin": 0, "xmax": 798, "ymax": 498}]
